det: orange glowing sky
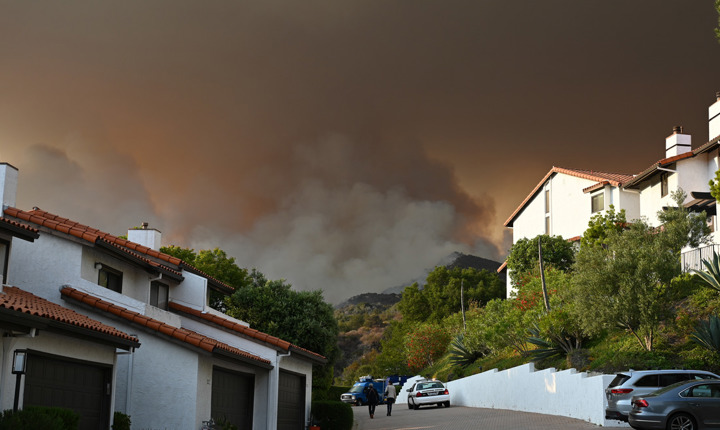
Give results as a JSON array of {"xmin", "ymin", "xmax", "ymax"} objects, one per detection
[{"xmin": 1, "ymin": 1, "xmax": 719, "ymax": 303}]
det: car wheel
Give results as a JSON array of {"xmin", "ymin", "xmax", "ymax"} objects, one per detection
[
  {"xmin": 667, "ymin": 413, "xmax": 695, "ymax": 430},
  {"xmin": 407, "ymin": 402, "xmax": 412, "ymax": 410},
  {"xmin": 413, "ymin": 402, "xmax": 419, "ymax": 410},
  {"xmin": 444, "ymin": 401, "xmax": 450, "ymax": 408}
]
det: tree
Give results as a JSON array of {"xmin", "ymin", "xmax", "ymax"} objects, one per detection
[
  {"xmin": 397, "ymin": 283, "xmax": 430, "ymax": 324},
  {"xmin": 224, "ymin": 276, "xmax": 340, "ymax": 390},
  {"xmin": 572, "ymin": 191, "xmax": 709, "ymax": 351},
  {"xmin": 580, "ymin": 205, "xmax": 627, "ymax": 248},
  {"xmin": 160, "ymin": 246, "xmax": 249, "ymax": 288},
  {"xmin": 404, "ymin": 323, "xmax": 451, "ymax": 373},
  {"xmin": 161, "ymin": 245, "xmax": 250, "ymax": 311},
  {"xmin": 506, "ymin": 235, "xmax": 575, "ymax": 285},
  {"xmin": 422, "ymin": 266, "xmax": 505, "ymax": 323}
]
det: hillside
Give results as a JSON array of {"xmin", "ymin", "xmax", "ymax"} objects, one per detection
[{"xmin": 333, "ymin": 252, "xmax": 503, "ymax": 382}]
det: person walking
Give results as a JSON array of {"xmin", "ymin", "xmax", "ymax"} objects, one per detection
[
  {"xmin": 384, "ymin": 383, "xmax": 397, "ymax": 416},
  {"xmin": 365, "ymin": 384, "xmax": 379, "ymax": 419}
]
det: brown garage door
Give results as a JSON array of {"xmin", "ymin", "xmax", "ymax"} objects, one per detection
[
  {"xmin": 211, "ymin": 367, "xmax": 254, "ymax": 428},
  {"xmin": 277, "ymin": 370, "xmax": 306, "ymax": 430},
  {"xmin": 23, "ymin": 352, "xmax": 111, "ymax": 430}
]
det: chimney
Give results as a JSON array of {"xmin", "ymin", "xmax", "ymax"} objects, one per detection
[
  {"xmin": 709, "ymin": 91, "xmax": 720, "ymax": 141},
  {"xmin": 0, "ymin": 163, "xmax": 18, "ymax": 209},
  {"xmin": 127, "ymin": 222, "xmax": 162, "ymax": 250},
  {"xmin": 665, "ymin": 126, "xmax": 691, "ymax": 158}
]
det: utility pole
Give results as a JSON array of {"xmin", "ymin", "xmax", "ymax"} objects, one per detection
[
  {"xmin": 460, "ymin": 279, "xmax": 466, "ymax": 330},
  {"xmin": 538, "ymin": 237, "xmax": 550, "ymax": 312}
]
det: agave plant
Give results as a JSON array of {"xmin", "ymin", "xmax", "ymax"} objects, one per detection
[
  {"xmin": 526, "ymin": 325, "xmax": 566, "ymax": 361},
  {"xmin": 448, "ymin": 333, "xmax": 485, "ymax": 368},
  {"xmin": 691, "ymin": 314, "xmax": 720, "ymax": 354},
  {"xmin": 694, "ymin": 251, "xmax": 720, "ymax": 292}
]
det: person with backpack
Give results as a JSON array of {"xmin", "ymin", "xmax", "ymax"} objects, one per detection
[{"xmin": 365, "ymin": 384, "xmax": 380, "ymax": 419}]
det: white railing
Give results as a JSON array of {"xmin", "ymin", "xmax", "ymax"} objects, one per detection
[{"xmin": 681, "ymin": 244, "xmax": 720, "ymax": 272}]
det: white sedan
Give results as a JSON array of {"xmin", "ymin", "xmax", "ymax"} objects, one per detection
[{"xmin": 406, "ymin": 380, "xmax": 450, "ymax": 410}]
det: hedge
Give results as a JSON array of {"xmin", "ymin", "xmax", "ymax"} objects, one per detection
[{"xmin": 310, "ymin": 400, "xmax": 353, "ymax": 430}]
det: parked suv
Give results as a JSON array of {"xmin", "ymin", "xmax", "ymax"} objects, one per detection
[
  {"xmin": 605, "ymin": 369, "xmax": 719, "ymax": 422},
  {"xmin": 406, "ymin": 379, "xmax": 450, "ymax": 410}
]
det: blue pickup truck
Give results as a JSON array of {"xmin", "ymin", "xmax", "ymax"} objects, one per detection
[{"xmin": 340, "ymin": 376, "xmax": 388, "ymax": 406}]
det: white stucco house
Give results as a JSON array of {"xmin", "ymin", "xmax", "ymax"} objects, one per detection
[
  {"xmin": 502, "ymin": 91, "xmax": 720, "ymax": 296},
  {"xmin": 0, "ymin": 162, "xmax": 325, "ymax": 430}
]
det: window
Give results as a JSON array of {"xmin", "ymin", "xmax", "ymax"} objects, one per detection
[
  {"xmin": 150, "ymin": 281, "xmax": 169, "ymax": 310},
  {"xmin": 544, "ymin": 189, "xmax": 550, "ymax": 214},
  {"xmin": 0, "ymin": 239, "xmax": 9, "ymax": 285},
  {"xmin": 591, "ymin": 192, "xmax": 604, "ymax": 213},
  {"xmin": 98, "ymin": 265, "xmax": 122, "ymax": 293},
  {"xmin": 660, "ymin": 172, "xmax": 669, "ymax": 197},
  {"xmin": 545, "ymin": 216, "xmax": 550, "ymax": 235},
  {"xmin": 634, "ymin": 375, "xmax": 659, "ymax": 387}
]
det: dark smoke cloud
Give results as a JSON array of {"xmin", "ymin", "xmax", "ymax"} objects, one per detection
[{"xmin": 1, "ymin": 1, "xmax": 719, "ymax": 302}]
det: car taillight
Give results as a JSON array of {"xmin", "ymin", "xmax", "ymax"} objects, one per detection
[
  {"xmin": 610, "ymin": 388, "xmax": 633, "ymax": 394},
  {"xmin": 633, "ymin": 399, "xmax": 648, "ymax": 408},
  {"xmin": 443, "ymin": 389, "xmax": 449, "ymax": 395},
  {"xmin": 416, "ymin": 392, "xmax": 425, "ymax": 397}
]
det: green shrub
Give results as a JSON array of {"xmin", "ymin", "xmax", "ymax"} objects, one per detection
[
  {"xmin": 325, "ymin": 386, "xmax": 351, "ymax": 402},
  {"xmin": 311, "ymin": 400, "xmax": 353, "ymax": 430},
  {"xmin": 0, "ymin": 406, "xmax": 79, "ymax": 430},
  {"xmin": 112, "ymin": 411, "xmax": 131, "ymax": 430}
]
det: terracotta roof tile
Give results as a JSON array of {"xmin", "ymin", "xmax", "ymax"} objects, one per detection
[
  {"xmin": 0, "ymin": 286, "xmax": 138, "ymax": 344},
  {"xmin": 168, "ymin": 302, "xmax": 326, "ymax": 362},
  {"xmin": 0, "ymin": 217, "xmax": 39, "ymax": 234},
  {"xmin": 623, "ymin": 152, "xmax": 695, "ymax": 189},
  {"xmin": 504, "ymin": 167, "xmax": 635, "ymax": 227},
  {"xmin": 4, "ymin": 207, "xmax": 233, "ymax": 290},
  {"xmin": 61, "ymin": 287, "xmax": 270, "ymax": 366}
]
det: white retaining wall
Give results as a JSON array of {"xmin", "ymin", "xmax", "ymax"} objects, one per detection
[{"xmin": 395, "ymin": 363, "xmax": 628, "ymax": 427}]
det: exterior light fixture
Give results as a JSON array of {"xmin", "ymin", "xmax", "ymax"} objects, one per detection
[
  {"xmin": 12, "ymin": 349, "xmax": 26, "ymax": 374},
  {"xmin": 12, "ymin": 349, "xmax": 27, "ymax": 412}
]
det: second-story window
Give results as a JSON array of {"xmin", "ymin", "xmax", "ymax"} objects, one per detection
[
  {"xmin": 660, "ymin": 172, "xmax": 669, "ymax": 197},
  {"xmin": 98, "ymin": 265, "xmax": 122, "ymax": 293},
  {"xmin": 545, "ymin": 189, "xmax": 550, "ymax": 214},
  {"xmin": 150, "ymin": 281, "xmax": 169, "ymax": 310},
  {"xmin": 591, "ymin": 192, "xmax": 604, "ymax": 213},
  {"xmin": 0, "ymin": 239, "xmax": 9, "ymax": 285}
]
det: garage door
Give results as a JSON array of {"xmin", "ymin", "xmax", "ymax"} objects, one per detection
[
  {"xmin": 23, "ymin": 352, "xmax": 111, "ymax": 430},
  {"xmin": 211, "ymin": 367, "xmax": 254, "ymax": 428},
  {"xmin": 277, "ymin": 371, "xmax": 306, "ymax": 430}
]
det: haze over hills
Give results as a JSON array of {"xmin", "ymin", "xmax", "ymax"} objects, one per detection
[{"xmin": 335, "ymin": 252, "xmax": 504, "ymax": 309}]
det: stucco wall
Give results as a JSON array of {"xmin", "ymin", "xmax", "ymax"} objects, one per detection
[{"xmin": 396, "ymin": 364, "xmax": 625, "ymax": 427}]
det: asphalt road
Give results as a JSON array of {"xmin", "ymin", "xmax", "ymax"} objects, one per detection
[{"xmin": 352, "ymin": 404, "xmax": 628, "ymax": 430}]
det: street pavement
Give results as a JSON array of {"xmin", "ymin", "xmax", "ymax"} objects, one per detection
[{"xmin": 352, "ymin": 404, "xmax": 628, "ymax": 430}]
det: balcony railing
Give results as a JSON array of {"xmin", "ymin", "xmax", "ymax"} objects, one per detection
[{"xmin": 681, "ymin": 244, "xmax": 720, "ymax": 272}]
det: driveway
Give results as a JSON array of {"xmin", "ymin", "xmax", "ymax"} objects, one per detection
[{"xmin": 352, "ymin": 404, "xmax": 627, "ymax": 430}]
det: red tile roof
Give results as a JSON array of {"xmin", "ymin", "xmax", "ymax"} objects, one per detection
[
  {"xmin": 0, "ymin": 286, "xmax": 139, "ymax": 345},
  {"xmin": 3, "ymin": 207, "xmax": 234, "ymax": 292},
  {"xmin": 169, "ymin": 302, "xmax": 327, "ymax": 363},
  {"xmin": 61, "ymin": 287, "xmax": 271, "ymax": 367},
  {"xmin": 504, "ymin": 167, "xmax": 635, "ymax": 227},
  {"xmin": 0, "ymin": 217, "xmax": 39, "ymax": 234},
  {"xmin": 623, "ymin": 152, "xmax": 695, "ymax": 189}
]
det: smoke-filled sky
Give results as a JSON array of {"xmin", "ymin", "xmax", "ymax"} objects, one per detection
[{"xmin": 1, "ymin": 1, "xmax": 720, "ymax": 303}]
